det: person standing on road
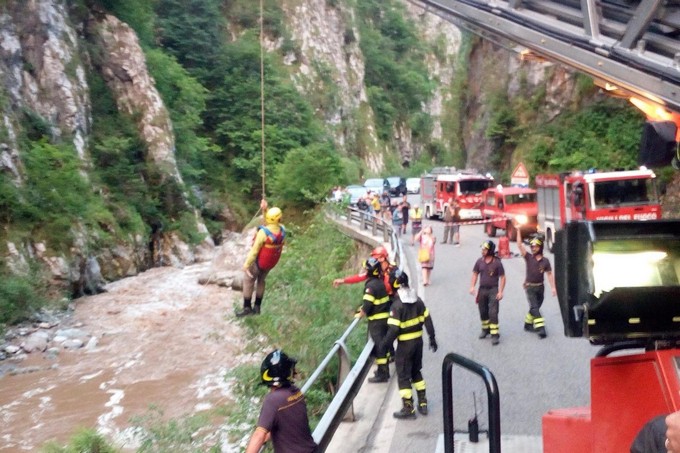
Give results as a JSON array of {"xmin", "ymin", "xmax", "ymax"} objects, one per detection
[
  {"xmin": 391, "ymin": 201, "xmax": 404, "ymax": 236},
  {"xmin": 410, "ymin": 204, "xmax": 423, "ymax": 246},
  {"xmin": 400, "ymin": 196, "xmax": 411, "ymax": 236},
  {"xmin": 380, "ymin": 190, "xmax": 392, "ymax": 223},
  {"xmin": 442, "ymin": 197, "xmax": 455, "ymax": 244},
  {"xmin": 371, "ymin": 193, "xmax": 382, "ymax": 223},
  {"xmin": 356, "ymin": 257, "xmax": 392, "ymax": 383},
  {"xmin": 244, "ymin": 349, "xmax": 318, "ymax": 453},
  {"xmin": 238, "ymin": 200, "xmax": 286, "ymax": 317},
  {"xmin": 333, "ymin": 246, "xmax": 394, "ymax": 295},
  {"xmin": 415, "ymin": 226, "xmax": 436, "ymax": 286},
  {"xmin": 517, "ymin": 231, "xmax": 556, "ymax": 338},
  {"xmin": 381, "ymin": 269, "xmax": 437, "ymax": 419},
  {"xmin": 469, "ymin": 240, "xmax": 506, "ymax": 345},
  {"xmin": 451, "ymin": 198, "xmax": 461, "ymax": 246}
]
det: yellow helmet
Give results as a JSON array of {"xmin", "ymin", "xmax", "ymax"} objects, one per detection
[{"xmin": 265, "ymin": 207, "xmax": 282, "ymax": 224}]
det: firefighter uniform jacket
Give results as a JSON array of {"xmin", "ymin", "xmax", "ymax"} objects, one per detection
[
  {"xmin": 383, "ymin": 288, "xmax": 435, "ymax": 345},
  {"xmin": 362, "ymin": 277, "xmax": 391, "ymax": 321}
]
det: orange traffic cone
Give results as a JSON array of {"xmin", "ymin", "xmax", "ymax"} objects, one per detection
[{"xmin": 498, "ymin": 235, "xmax": 511, "ymax": 258}]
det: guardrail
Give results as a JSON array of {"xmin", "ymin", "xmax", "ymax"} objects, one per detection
[
  {"xmin": 302, "ymin": 203, "xmax": 409, "ymax": 451},
  {"xmin": 442, "ymin": 353, "xmax": 501, "ymax": 453}
]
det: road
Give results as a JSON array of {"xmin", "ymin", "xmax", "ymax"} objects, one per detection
[{"xmin": 338, "ymin": 193, "xmax": 600, "ymax": 452}]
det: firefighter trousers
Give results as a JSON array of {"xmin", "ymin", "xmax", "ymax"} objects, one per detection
[
  {"xmin": 395, "ymin": 337, "xmax": 425, "ymax": 397},
  {"xmin": 369, "ymin": 318, "xmax": 389, "ymax": 365}
]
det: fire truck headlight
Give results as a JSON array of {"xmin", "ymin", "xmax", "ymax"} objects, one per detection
[
  {"xmin": 591, "ymin": 250, "xmax": 668, "ymax": 297},
  {"xmin": 515, "ymin": 214, "xmax": 528, "ymax": 225}
]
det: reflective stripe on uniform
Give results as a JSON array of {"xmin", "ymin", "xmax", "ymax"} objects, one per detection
[
  {"xmin": 398, "ymin": 331, "xmax": 423, "ymax": 341},
  {"xmin": 368, "ymin": 312, "xmax": 390, "ymax": 321}
]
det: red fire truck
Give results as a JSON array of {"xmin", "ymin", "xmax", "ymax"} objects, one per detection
[
  {"xmin": 536, "ymin": 169, "xmax": 662, "ymax": 251},
  {"xmin": 481, "ymin": 185, "xmax": 538, "ymax": 240},
  {"xmin": 420, "ymin": 168, "xmax": 494, "ymax": 220}
]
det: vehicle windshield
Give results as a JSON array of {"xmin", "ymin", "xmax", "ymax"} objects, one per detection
[
  {"xmin": 505, "ymin": 193, "xmax": 537, "ymax": 204},
  {"xmin": 364, "ymin": 178, "xmax": 384, "ymax": 188},
  {"xmin": 593, "ymin": 178, "xmax": 659, "ymax": 207},
  {"xmin": 459, "ymin": 179, "xmax": 493, "ymax": 195},
  {"xmin": 387, "ymin": 177, "xmax": 401, "ymax": 187}
]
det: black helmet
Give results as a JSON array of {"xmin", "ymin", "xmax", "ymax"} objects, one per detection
[
  {"xmin": 261, "ymin": 349, "xmax": 297, "ymax": 387},
  {"xmin": 364, "ymin": 257, "xmax": 381, "ymax": 277},
  {"xmin": 391, "ymin": 268, "xmax": 409, "ymax": 289},
  {"xmin": 481, "ymin": 240, "xmax": 496, "ymax": 255}
]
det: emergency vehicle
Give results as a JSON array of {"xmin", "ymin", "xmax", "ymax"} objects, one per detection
[
  {"xmin": 481, "ymin": 185, "xmax": 538, "ymax": 240},
  {"xmin": 535, "ymin": 169, "xmax": 662, "ymax": 252},
  {"xmin": 420, "ymin": 168, "xmax": 494, "ymax": 220}
]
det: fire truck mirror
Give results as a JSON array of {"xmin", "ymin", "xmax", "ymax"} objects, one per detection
[
  {"xmin": 639, "ymin": 121, "xmax": 678, "ymax": 169},
  {"xmin": 555, "ymin": 220, "xmax": 680, "ymax": 345},
  {"xmin": 572, "ymin": 184, "xmax": 584, "ymax": 208}
]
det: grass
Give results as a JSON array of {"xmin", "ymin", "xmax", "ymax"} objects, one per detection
[{"xmin": 40, "ymin": 208, "xmax": 372, "ymax": 451}]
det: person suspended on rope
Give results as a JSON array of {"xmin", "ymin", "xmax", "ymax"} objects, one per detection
[{"xmin": 238, "ymin": 199, "xmax": 286, "ymax": 317}]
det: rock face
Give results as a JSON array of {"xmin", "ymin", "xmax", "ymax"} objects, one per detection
[{"xmin": 0, "ymin": 1, "xmax": 213, "ymax": 290}]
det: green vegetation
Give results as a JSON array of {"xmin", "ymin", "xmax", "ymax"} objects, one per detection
[
  {"xmin": 357, "ymin": 0, "xmax": 434, "ymax": 144},
  {"xmin": 38, "ymin": 212, "xmax": 367, "ymax": 451},
  {"xmin": 41, "ymin": 428, "xmax": 118, "ymax": 453}
]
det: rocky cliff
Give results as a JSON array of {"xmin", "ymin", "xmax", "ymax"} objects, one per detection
[{"xmin": 0, "ymin": 0, "xmax": 676, "ymax": 297}]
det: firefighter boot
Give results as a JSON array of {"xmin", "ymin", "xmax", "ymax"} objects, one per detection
[
  {"xmin": 393, "ymin": 398, "xmax": 417, "ymax": 419},
  {"xmin": 491, "ymin": 334, "xmax": 500, "ymax": 346},
  {"xmin": 417, "ymin": 390, "xmax": 428, "ymax": 415},
  {"xmin": 536, "ymin": 326, "xmax": 547, "ymax": 339},
  {"xmin": 368, "ymin": 365, "xmax": 389, "ymax": 383},
  {"xmin": 524, "ymin": 322, "xmax": 535, "ymax": 332},
  {"xmin": 478, "ymin": 329, "xmax": 490, "ymax": 339}
]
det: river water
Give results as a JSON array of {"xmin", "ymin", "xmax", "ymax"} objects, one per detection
[{"xmin": 0, "ymin": 261, "xmax": 249, "ymax": 452}]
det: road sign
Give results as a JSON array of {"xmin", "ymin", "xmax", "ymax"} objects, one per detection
[{"xmin": 511, "ymin": 162, "xmax": 530, "ymax": 186}]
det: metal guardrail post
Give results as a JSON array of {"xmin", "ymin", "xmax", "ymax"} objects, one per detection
[
  {"xmin": 442, "ymin": 353, "xmax": 501, "ymax": 453},
  {"xmin": 311, "ymin": 338, "xmax": 375, "ymax": 452}
]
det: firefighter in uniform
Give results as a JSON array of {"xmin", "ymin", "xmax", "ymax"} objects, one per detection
[
  {"xmin": 357, "ymin": 257, "xmax": 392, "ymax": 383},
  {"xmin": 517, "ymin": 230, "xmax": 556, "ymax": 338},
  {"xmin": 238, "ymin": 202, "xmax": 286, "ymax": 316},
  {"xmin": 469, "ymin": 240, "xmax": 506, "ymax": 345},
  {"xmin": 244, "ymin": 350, "xmax": 317, "ymax": 453},
  {"xmin": 381, "ymin": 269, "xmax": 437, "ymax": 419}
]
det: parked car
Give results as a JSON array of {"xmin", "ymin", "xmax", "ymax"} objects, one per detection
[
  {"xmin": 364, "ymin": 178, "xmax": 388, "ymax": 194},
  {"xmin": 345, "ymin": 185, "xmax": 369, "ymax": 206},
  {"xmin": 406, "ymin": 177, "xmax": 420, "ymax": 194},
  {"xmin": 386, "ymin": 177, "xmax": 407, "ymax": 196}
]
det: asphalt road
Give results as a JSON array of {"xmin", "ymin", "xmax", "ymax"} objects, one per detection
[{"xmin": 353, "ymin": 193, "xmax": 601, "ymax": 452}]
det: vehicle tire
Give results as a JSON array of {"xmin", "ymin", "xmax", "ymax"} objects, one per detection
[
  {"xmin": 546, "ymin": 229, "xmax": 554, "ymax": 253},
  {"xmin": 507, "ymin": 222, "xmax": 517, "ymax": 241},
  {"xmin": 485, "ymin": 221, "xmax": 496, "ymax": 237}
]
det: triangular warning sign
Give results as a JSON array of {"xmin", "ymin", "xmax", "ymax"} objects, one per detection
[{"xmin": 512, "ymin": 162, "xmax": 529, "ymax": 179}]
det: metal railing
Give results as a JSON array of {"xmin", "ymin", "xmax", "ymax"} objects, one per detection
[
  {"xmin": 303, "ymin": 204, "xmax": 408, "ymax": 451},
  {"xmin": 442, "ymin": 353, "xmax": 501, "ymax": 453}
]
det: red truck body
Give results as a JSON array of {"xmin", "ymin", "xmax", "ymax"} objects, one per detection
[
  {"xmin": 535, "ymin": 169, "xmax": 662, "ymax": 251},
  {"xmin": 420, "ymin": 168, "xmax": 494, "ymax": 220},
  {"xmin": 481, "ymin": 185, "xmax": 538, "ymax": 240}
]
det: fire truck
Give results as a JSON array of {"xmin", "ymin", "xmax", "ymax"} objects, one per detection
[
  {"xmin": 535, "ymin": 169, "xmax": 662, "ymax": 252},
  {"xmin": 420, "ymin": 167, "xmax": 494, "ymax": 220},
  {"xmin": 481, "ymin": 185, "xmax": 538, "ymax": 240}
]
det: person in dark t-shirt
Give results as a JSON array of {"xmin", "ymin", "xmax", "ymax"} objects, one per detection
[
  {"xmin": 517, "ymin": 230, "xmax": 556, "ymax": 338},
  {"xmin": 245, "ymin": 350, "xmax": 318, "ymax": 453},
  {"xmin": 469, "ymin": 240, "xmax": 506, "ymax": 345}
]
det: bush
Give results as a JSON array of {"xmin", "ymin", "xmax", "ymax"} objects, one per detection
[{"xmin": 272, "ymin": 144, "xmax": 344, "ymax": 207}]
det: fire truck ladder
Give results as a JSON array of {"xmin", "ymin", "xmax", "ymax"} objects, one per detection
[{"xmin": 406, "ymin": 0, "xmax": 680, "ymax": 113}]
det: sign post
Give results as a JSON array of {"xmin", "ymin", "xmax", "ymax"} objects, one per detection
[{"xmin": 511, "ymin": 162, "xmax": 530, "ymax": 187}]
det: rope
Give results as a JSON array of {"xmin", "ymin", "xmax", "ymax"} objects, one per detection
[{"xmin": 259, "ymin": 0, "xmax": 267, "ymax": 199}]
